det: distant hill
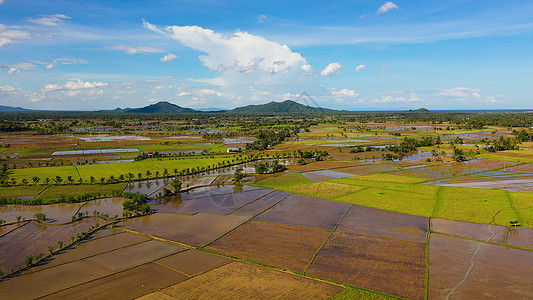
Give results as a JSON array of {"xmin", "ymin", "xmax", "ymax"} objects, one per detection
[
  {"xmin": 196, "ymin": 107, "xmax": 227, "ymax": 112},
  {"xmin": 122, "ymin": 101, "xmax": 197, "ymax": 113},
  {"xmin": 410, "ymin": 108, "xmax": 429, "ymax": 112},
  {"xmin": 0, "ymin": 105, "xmax": 33, "ymax": 112},
  {"xmin": 229, "ymin": 100, "xmax": 336, "ymax": 114}
]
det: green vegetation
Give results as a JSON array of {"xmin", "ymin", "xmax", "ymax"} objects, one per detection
[
  {"xmin": 0, "ymin": 185, "xmax": 47, "ymax": 197},
  {"xmin": 122, "ymin": 192, "xmax": 150, "ymax": 217},
  {"xmin": 330, "ymin": 287, "xmax": 398, "ymax": 300},
  {"xmin": 233, "ymin": 168, "xmax": 246, "ymax": 183},
  {"xmin": 34, "ymin": 213, "xmax": 46, "ymax": 221}
]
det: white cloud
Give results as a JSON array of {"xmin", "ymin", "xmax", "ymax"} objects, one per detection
[
  {"xmin": 377, "ymin": 2, "xmax": 399, "ymax": 15},
  {"xmin": 38, "ymin": 79, "xmax": 108, "ymax": 101},
  {"xmin": 375, "ymin": 90, "xmax": 419, "ymax": 103},
  {"xmin": 258, "ymin": 15, "xmax": 267, "ymax": 23},
  {"xmin": 41, "ymin": 57, "xmax": 88, "ymax": 69},
  {"xmin": 160, "ymin": 53, "xmax": 178, "ymax": 63},
  {"xmin": 106, "ymin": 45, "xmax": 165, "ymax": 55},
  {"xmin": 2, "ymin": 62, "xmax": 37, "ymax": 74},
  {"xmin": 320, "ymin": 62, "xmax": 342, "ymax": 76},
  {"xmin": 436, "ymin": 87, "xmax": 481, "ymax": 99},
  {"xmin": 198, "ymin": 88, "xmax": 222, "ymax": 97},
  {"xmin": 355, "ymin": 64, "xmax": 366, "ymax": 72},
  {"xmin": 0, "ymin": 23, "xmax": 32, "ymax": 48},
  {"xmin": 301, "ymin": 64, "xmax": 311, "ymax": 72},
  {"xmin": 0, "ymin": 1, "xmax": 4, "ymax": 5},
  {"xmin": 27, "ymin": 14, "xmax": 70, "ymax": 26},
  {"xmin": 177, "ymin": 92, "xmax": 191, "ymax": 96},
  {"xmin": 0, "ymin": 85, "xmax": 15, "ymax": 92},
  {"xmin": 331, "ymin": 88, "xmax": 359, "ymax": 98},
  {"xmin": 143, "ymin": 21, "xmax": 309, "ymax": 84}
]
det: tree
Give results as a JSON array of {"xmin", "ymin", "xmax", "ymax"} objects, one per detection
[
  {"xmin": 90, "ymin": 176, "xmax": 95, "ymax": 184},
  {"xmin": 254, "ymin": 163, "xmax": 268, "ymax": 174},
  {"xmin": 146, "ymin": 170, "xmax": 151, "ymax": 178},
  {"xmin": 24, "ymin": 255, "xmax": 34, "ymax": 267},
  {"xmin": 67, "ymin": 176, "xmax": 74, "ymax": 184},
  {"xmin": 170, "ymin": 178, "xmax": 182, "ymax": 193},
  {"xmin": 32, "ymin": 176, "xmax": 40, "ymax": 185},
  {"xmin": 21, "ymin": 178, "xmax": 28, "ymax": 185},
  {"xmin": 233, "ymin": 168, "xmax": 245, "ymax": 183},
  {"xmin": 53, "ymin": 176, "xmax": 62, "ymax": 184}
]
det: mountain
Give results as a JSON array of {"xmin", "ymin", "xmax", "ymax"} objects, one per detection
[
  {"xmin": 0, "ymin": 105, "xmax": 33, "ymax": 112},
  {"xmin": 122, "ymin": 101, "xmax": 197, "ymax": 113},
  {"xmin": 229, "ymin": 100, "xmax": 337, "ymax": 114}
]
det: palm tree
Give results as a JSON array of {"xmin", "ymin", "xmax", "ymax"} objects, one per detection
[
  {"xmin": 146, "ymin": 170, "xmax": 151, "ymax": 178},
  {"xmin": 138, "ymin": 173, "xmax": 143, "ymax": 180},
  {"xmin": 90, "ymin": 176, "xmax": 95, "ymax": 184},
  {"xmin": 67, "ymin": 176, "xmax": 74, "ymax": 184},
  {"xmin": 32, "ymin": 176, "xmax": 40, "ymax": 185}
]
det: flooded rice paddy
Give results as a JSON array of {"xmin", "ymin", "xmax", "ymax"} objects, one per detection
[{"xmin": 1, "ymin": 158, "xmax": 532, "ymax": 298}]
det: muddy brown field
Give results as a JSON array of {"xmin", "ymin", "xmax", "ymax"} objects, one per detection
[
  {"xmin": 208, "ymin": 221, "xmax": 330, "ymax": 272},
  {"xmin": 506, "ymin": 227, "xmax": 533, "ymax": 249},
  {"xmin": 431, "ymin": 218, "xmax": 507, "ymax": 243},
  {"xmin": 308, "ymin": 232, "xmax": 427, "ymax": 300},
  {"xmin": 253, "ymin": 194, "xmax": 351, "ymax": 230},
  {"xmin": 337, "ymin": 205, "xmax": 429, "ymax": 242},
  {"xmin": 231, "ymin": 190, "xmax": 290, "ymax": 215},
  {"xmin": 0, "ymin": 219, "xmax": 99, "ymax": 272},
  {"xmin": 429, "ymin": 233, "xmax": 533, "ymax": 299},
  {"xmin": 121, "ymin": 213, "xmax": 249, "ymax": 246},
  {"xmin": 156, "ymin": 261, "xmax": 343, "ymax": 299}
]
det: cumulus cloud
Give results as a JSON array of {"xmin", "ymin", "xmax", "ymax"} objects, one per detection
[
  {"xmin": 355, "ymin": 64, "xmax": 366, "ymax": 72},
  {"xmin": 198, "ymin": 88, "xmax": 222, "ymax": 97},
  {"xmin": 143, "ymin": 20, "xmax": 309, "ymax": 83},
  {"xmin": 331, "ymin": 88, "xmax": 359, "ymax": 98},
  {"xmin": 436, "ymin": 87, "xmax": 481, "ymax": 99},
  {"xmin": 320, "ymin": 62, "xmax": 342, "ymax": 76},
  {"xmin": 377, "ymin": 2, "xmax": 399, "ymax": 15},
  {"xmin": 177, "ymin": 92, "xmax": 191, "ymax": 97},
  {"xmin": 160, "ymin": 53, "xmax": 177, "ymax": 63},
  {"xmin": 27, "ymin": 14, "xmax": 70, "ymax": 26},
  {"xmin": 0, "ymin": 24, "xmax": 32, "ymax": 48},
  {"xmin": 106, "ymin": 45, "xmax": 165, "ymax": 55},
  {"xmin": 38, "ymin": 79, "xmax": 108, "ymax": 100}
]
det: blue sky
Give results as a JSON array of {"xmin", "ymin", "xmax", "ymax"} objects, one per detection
[{"xmin": 0, "ymin": 0, "xmax": 532, "ymax": 110}]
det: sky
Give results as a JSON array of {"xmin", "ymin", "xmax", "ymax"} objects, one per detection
[{"xmin": 0, "ymin": 0, "xmax": 532, "ymax": 111}]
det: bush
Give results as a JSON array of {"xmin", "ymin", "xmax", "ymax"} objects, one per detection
[{"xmin": 34, "ymin": 213, "xmax": 46, "ymax": 221}]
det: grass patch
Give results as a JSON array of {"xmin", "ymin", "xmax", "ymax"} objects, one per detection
[
  {"xmin": 330, "ymin": 287, "xmax": 399, "ymax": 300},
  {"xmin": 476, "ymin": 152, "xmax": 533, "ymax": 163},
  {"xmin": 0, "ymin": 185, "xmax": 47, "ymax": 197},
  {"xmin": 281, "ymin": 181, "xmax": 364, "ymax": 200},
  {"xmin": 510, "ymin": 192, "xmax": 533, "ymax": 227},
  {"xmin": 435, "ymin": 186, "xmax": 518, "ymax": 226},
  {"xmin": 255, "ymin": 172, "xmax": 312, "ymax": 188},
  {"xmin": 10, "ymin": 157, "xmax": 230, "ymax": 183},
  {"xmin": 354, "ymin": 173, "xmax": 428, "ymax": 184},
  {"xmin": 36, "ymin": 182, "xmax": 127, "ymax": 200},
  {"xmin": 335, "ymin": 187, "xmax": 437, "ymax": 216}
]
